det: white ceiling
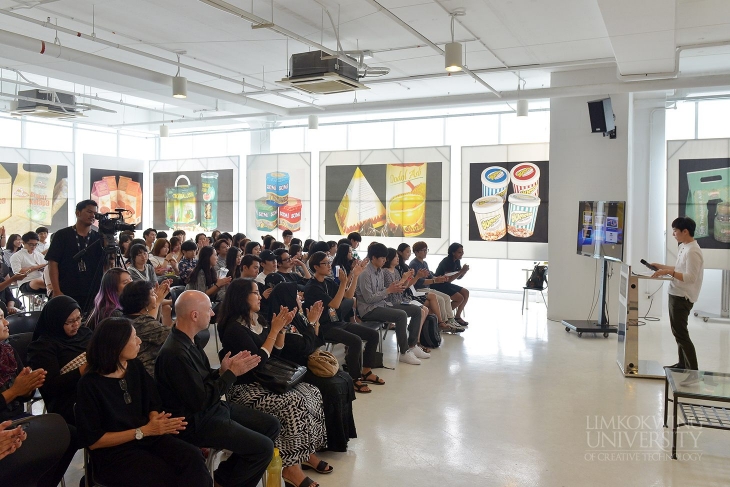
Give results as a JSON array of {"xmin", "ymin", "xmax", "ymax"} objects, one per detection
[{"xmin": 0, "ymin": 0, "xmax": 729, "ymax": 130}]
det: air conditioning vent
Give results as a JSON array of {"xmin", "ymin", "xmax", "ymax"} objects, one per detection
[
  {"xmin": 278, "ymin": 50, "xmax": 369, "ymax": 95},
  {"xmin": 10, "ymin": 89, "xmax": 84, "ymax": 119},
  {"xmin": 278, "ymin": 73, "xmax": 369, "ymax": 95}
]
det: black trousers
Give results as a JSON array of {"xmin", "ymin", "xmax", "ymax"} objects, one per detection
[
  {"xmin": 91, "ymin": 435, "xmax": 212, "ymax": 487},
  {"xmin": 180, "ymin": 401, "xmax": 280, "ymax": 487},
  {"xmin": 668, "ymin": 294, "xmax": 698, "ymax": 370},
  {"xmin": 322, "ymin": 322, "xmax": 380, "ymax": 380}
]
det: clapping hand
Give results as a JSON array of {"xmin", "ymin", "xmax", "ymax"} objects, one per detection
[
  {"xmin": 0, "ymin": 421, "xmax": 26, "ymax": 460},
  {"xmin": 306, "ymin": 300, "xmax": 324, "ymax": 324},
  {"xmin": 221, "ymin": 350, "xmax": 261, "ymax": 376},
  {"xmin": 10, "ymin": 367, "xmax": 46, "ymax": 396},
  {"xmin": 143, "ymin": 411, "xmax": 187, "ymax": 436},
  {"xmin": 271, "ymin": 306, "xmax": 296, "ymax": 333}
]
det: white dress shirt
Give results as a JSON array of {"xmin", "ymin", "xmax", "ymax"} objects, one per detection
[
  {"xmin": 668, "ymin": 240, "xmax": 704, "ymax": 303},
  {"xmin": 10, "ymin": 248, "xmax": 47, "ymax": 285}
]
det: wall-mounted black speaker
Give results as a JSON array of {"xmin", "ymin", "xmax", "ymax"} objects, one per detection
[{"xmin": 588, "ymin": 98, "xmax": 616, "ymax": 138}]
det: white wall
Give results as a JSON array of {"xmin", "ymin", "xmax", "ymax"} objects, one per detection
[{"xmin": 547, "ymin": 68, "xmax": 630, "ymax": 323}]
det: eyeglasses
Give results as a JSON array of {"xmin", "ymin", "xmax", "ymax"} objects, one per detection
[
  {"xmin": 119, "ymin": 379, "xmax": 132, "ymax": 405},
  {"xmin": 64, "ymin": 315, "xmax": 82, "ymax": 326},
  {"xmin": 419, "ymin": 248, "xmax": 429, "ymax": 253},
  {"xmin": 25, "ymin": 242, "xmax": 38, "ymax": 247},
  {"xmin": 281, "ymin": 257, "xmax": 292, "ymax": 263}
]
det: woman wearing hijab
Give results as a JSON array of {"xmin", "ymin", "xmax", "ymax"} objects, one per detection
[
  {"xmin": 24, "ymin": 296, "xmax": 89, "ymax": 485},
  {"xmin": 268, "ymin": 283, "xmax": 357, "ymax": 453},
  {"xmin": 27, "ymin": 296, "xmax": 91, "ymax": 424}
]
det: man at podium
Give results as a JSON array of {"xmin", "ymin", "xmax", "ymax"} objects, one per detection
[{"xmin": 651, "ymin": 217, "xmax": 704, "ymax": 371}]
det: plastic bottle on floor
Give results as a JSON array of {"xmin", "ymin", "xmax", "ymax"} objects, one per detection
[{"xmin": 265, "ymin": 447, "xmax": 282, "ymax": 487}]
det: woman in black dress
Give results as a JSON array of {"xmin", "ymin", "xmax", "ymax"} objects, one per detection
[
  {"xmin": 217, "ymin": 278, "xmax": 330, "ymax": 487},
  {"xmin": 267, "ymin": 282, "xmax": 357, "ymax": 453},
  {"xmin": 76, "ymin": 317, "xmax": 212, "ymax": 487}
]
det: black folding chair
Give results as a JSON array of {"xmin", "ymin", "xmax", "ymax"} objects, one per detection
[{"xmin": 7, "ymin": 311, "xmax": 41, "ymax": 335}]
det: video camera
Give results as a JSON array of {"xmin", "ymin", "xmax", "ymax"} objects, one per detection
[{"xmin": 95, "ymin": 209, "xmax": 136, "ymax": 251}]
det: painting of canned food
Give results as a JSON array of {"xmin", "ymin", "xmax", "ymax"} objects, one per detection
[{"xmin": 467, "ymin": 160, "xmax": 549, "ymax": 243}]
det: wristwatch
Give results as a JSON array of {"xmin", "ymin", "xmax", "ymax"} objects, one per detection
[{"xmin": 134, "ymin": 428, "xmax": 144, "ymax": 440}]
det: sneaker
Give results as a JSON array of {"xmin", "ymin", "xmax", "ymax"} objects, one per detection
[
  {"xmin": 399, "ymin": 350, "xmax": 421, "ymax": 365},
  {"xmin": 451, "ymin": 324, "xmax": 466, "ymax": 333},
  {"xmin": 447, "ymin": 318, "xmax": 459, "ymax": 326},
  {"xmin": 411, "ymin": 346, "xmax": 430, "ymax": 359}
]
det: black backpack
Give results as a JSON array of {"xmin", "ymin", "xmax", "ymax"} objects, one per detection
[
  {"xmin": 420, "ymin": 314, "xmax": 442, "ymax": 349},
  {"xmin": 525, "ymin": 264, "xmax": 548, "ymax": 290}
]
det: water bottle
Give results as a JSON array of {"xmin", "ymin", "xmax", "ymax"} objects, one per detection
[{"xmin": 265, "ymin": 447, "xmax": 282, "ymax": 487}]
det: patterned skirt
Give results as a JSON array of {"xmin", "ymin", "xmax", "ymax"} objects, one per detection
[{"xmin": 228, "ymin": 382, "xmax": 327, "ymax": 467}]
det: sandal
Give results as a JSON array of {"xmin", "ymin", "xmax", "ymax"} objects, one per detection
[
  {"xmin": 361, "ymin": 370, "xmax": 385, "ymax": 385},
  {"xmin": 302, "ymin": 459, "xmax": 334, "ymax": 474},
  {"xmin": 353, "ymin": 381, "xmax": 372, "ymax": 393},
  {"xmin": 284, "ymin": 477, "xmax": 319, "ymax": 487},
  {"xmin": 418, "ymin": 344, "xmax": 431, "ymax": 354}
]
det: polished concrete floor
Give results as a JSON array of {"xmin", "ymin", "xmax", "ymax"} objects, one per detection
[{"xmin": 62, "ymin": 292, "xmax": 730, "ymax": 486}]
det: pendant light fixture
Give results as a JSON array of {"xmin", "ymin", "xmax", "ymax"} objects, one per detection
[
  {"xmin": 172, "ymin": 52, "xmax": 187, "ymax": 99},
  {"xmin": 516, "ymin": 73, "xmax": 528, "ymax": 117},
  {"xmin": 160, "ymin": 103, "xmax": 169, "ymax": 137},
  {"xmin": 444, "ymin": 13, "xmax": 462, "ymax": 72}
]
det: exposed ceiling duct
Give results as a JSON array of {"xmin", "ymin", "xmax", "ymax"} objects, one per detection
[{"xmin": 0, "ymin": 28, "xmax": 291, "ymax": 116}]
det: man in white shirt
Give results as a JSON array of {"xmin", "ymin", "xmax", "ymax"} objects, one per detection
[
  {"xmin": 652, "ymin": 217, "xmax": 704, "ymax": 372},
  {"xmin": 35, "ymin": 226, "xmax": 50, "ymax": 255},
  {"xmin": 10, "ymin": 231, "xmax": 47, "ymax": 295}
]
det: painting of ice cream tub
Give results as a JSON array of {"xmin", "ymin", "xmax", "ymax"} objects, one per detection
[
  {"xmin": 481, "ymin": 166, "xmax": 509, "ymax": 200},
  {"xmin": 510, "ymin": 162, "xmax": 540, "ymax": 197},
  {"xmin": 386, "ymin": 163, "xmax": 427, "ymax": 237},
  {"xmin": 472, "ymin": 195, "xmax": 506, "ymax": 241},
  {"xmin": 507, "ymin": 193, "xmax": 540, "ymax": 238}
]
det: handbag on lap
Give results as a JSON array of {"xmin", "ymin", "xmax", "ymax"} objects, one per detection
[{"xmin": 253, "ymin": 356, "xmax": 308, "ymax": 394}]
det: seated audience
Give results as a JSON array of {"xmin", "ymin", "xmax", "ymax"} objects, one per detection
[
  {"xmin": 143, "ymin": 228, "xmax": 157, "ymax": 252},
  {"xmin": 255, "ymin": 250, "xmax": 278, "ymax": 285},
  {"xmin": 35, "ymin": 226, "xmax": 50, "ymax": 255},
  {"xmin": 214, "ymin": 239, "xmax": 230, "ymax": 271},
  {"xmin": 327, "ymin": 241, "xmax": 337, "ymax": 257},
  {"xmin": 177, "ymin": 241, "xmax": 198, "ymax": 285},
  {"xmin": 120, "ymin": 280, "xmax": 173, "ymax": 377},
  {"xmin": 0, "ymin": 306, "xmax": 80, "ymax": 487},
  {"xmin": 383, "ymin": 248, "xmax": 431, "ymax": 353},
  {"xmin": 118, "ymin": 234, "xmax": 133, "ymax": 264},
  {"xmin": 305, "ymin": 252, "xmax": 382, "ymax": 393},
  {"xmin": 211, "ymin": 230, "xmax": 222, "ymax": 242},
  {"xmin": 232, "ymin": 233, "xmax": 246, "ymax": 250},
  {"xmin": 185, "ymin": 246, "xmax": 231, "ymax": 303},
  {"xmin": 274, "ymin": 248, "xmax": 310, "ymax": 287},
  {"xmin": 195, "ymin": 233, "xmax": 209, "ymax": 254},
  {"xmin": 347, "ymin": 232, "xmax": 362, "ymax": 260},
  {"xmin": 433, "ymin": 242, "xmax": 471, "ymax": 326},
  {"xmin": 150, "ymin": 238, "xmax": 179, "ymax": 278},
  {"xmin": 217, "ymin": 279, "xmax": 331, "ymax": 487},
  {"xmin": 27, "ymin": 296, "xmax": 90, "ymax": 424},
  {"xmin": 281, "ymin": 230, "xmax": 293, "ymax": 250},
  {"xmin": 226, "ymin": 246, "xmax": 243, "ymax": 279},
  {"xmin": 262, "ymin": 235, "xmax": 275, "ymax": 251},
  {"xmin": 127, "ymin": 244, "xmax": 157, "ymax": 283},
  {"xmin": 245, "ymin": 241, "xmax": 262, "ymax": 256},
  {"xmin": 10, "ymin": 232, "xmax": 47, "ymax": 295},
  {"xmin": 87, "ymin": 268, "xmax": 133, "ymax": 330},
  {"xmin": 356, "ymin": 243, "xmax": 427, "ymax": 365},
  {"xmin": 156, "ymin": 290, "xmax": 280, "ymax": 487},
  {"xmin": 76, "ymin": 317, "xmax": 212, "ymax": 487},
  {"xmin": 331, "ymin": 244, "xmax": 354, "ymax": 284},
  {"xmin": 269, "ymin": 282, "xmax": 357, "ymax": 452},
  {"xmin": 406, "ymin": 242, "xmax": 464, "ymax": 332}
]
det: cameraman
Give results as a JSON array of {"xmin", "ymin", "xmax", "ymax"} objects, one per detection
[{"xmin": 46, "ymin": 200, "xmax": 105, "ymax": 313}]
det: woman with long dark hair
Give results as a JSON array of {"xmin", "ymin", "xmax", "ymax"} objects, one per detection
[
  {"xmin": 185, "ymin": 246, "xmax": 231, "ymax": 302},
  {"xmin": 87, "ymin": 268, "xmax": 134, "ymax": 330},
  {"xmin": 217, "ymin": 279, "xmax": 331, "ymax": 487},
  {"xmin": 225, "ymin": 246, "xmax": 243, "ymax": 279},
  {"xmin": 267, "ymin": 282, "xmax": 357, "ymax": 453},
  {"xmin": 76, "ymin": 318, "xmax": 211, "ymax": 487},
  {"xmin": 331, "ymin": 244, "xmax": 354, "ymax": 284}
]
